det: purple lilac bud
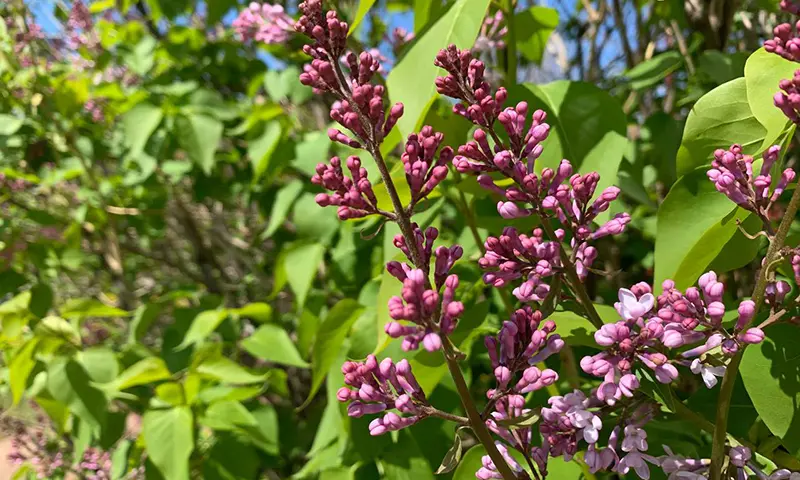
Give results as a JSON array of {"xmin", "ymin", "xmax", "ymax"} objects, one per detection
[
  {"xmin": 765, "ymin": 21, "xmax": 800, "ymax": 62},
  {"xmin": 775, "ymin": 71, "xmax": 800, "ymax": 124},
  {"xmin": 311, "ymin": 156, "xmax": 380, "ymax": 220},
  {"xmin": 476, "ymin": 442, "xmax": 525, "ymax": 479},
  {"xmin": 401, "ymin": 127, "xmax": 454, "ymax": 205}
]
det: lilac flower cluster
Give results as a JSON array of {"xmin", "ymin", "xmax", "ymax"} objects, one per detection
[
  {"xmin": 661, "ymin": 445, "xmax": 800, "ymax": 479},
  {"xmin": 707, "ymin": 144, "xmax": 794, "ymax": 226},
  {"xmin": 84, "ymin": 98, "xmax": 105, "ymax": 123},
  {"xmin": 337, "ymin": 356, "xmax": 427, "ymax": 434},
  {"xmin": 474, "ymin": 11, "xmax": 508, "ymax": 53},
  {"xmin": 233, "ymin": 2, "xmax": 295, "ymax": 45},
  {"xmin": 482, "ymin": 308, "xmax": 562, "ymax": 466},
  {"xmin": 434, "ymin": 44, "xmax": 629, "ymax": 299},
  {"xmin": 767, "ymin": 0, "xmax": 800, "ymax": 124},
  {"xmin": 384, "ymin": 225, "xmax": 464, "ymax": 351},
  {"xmin": 65, "ymin": 0, "xmax": 98, "ymax": 50}
]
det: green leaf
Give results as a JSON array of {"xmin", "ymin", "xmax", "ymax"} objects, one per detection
[
  {"xmin": 129, "ymin": 303, "xmax": 162, "ymax": 344},
  {"xmin": 387, "ymin": 0, "xmax": 491, "ymax": 138},
  {"xmin": 654, "ymin": 167, "xmax": 752, "ymax": 289},
  {"xmin": 249, "ymin": 121, "xmax": 283, "ymax": 182},
  {"xmin": 177, "ymin": 309, "xmax": 228, "ymax": 350},
  {"xmin": 349, "ymin": 0, "xmax": 376, "ymax": 33},
  {"xmin": 676, "ymin": 78, "xmax": 770, "ymax": 177},
  {"xmin": 60, "ymin": 298, "xmax": 128, "ymax": 320},
  {"xmin": 741, "ymin": 324, "xmax": 800, "ymax": 456},
  {"xmin": 202, "ymin": 400, "xmax": 258, "ymax": 430},
  {"xmin": 514, "ymin": 7, "xmax": 559, "ymax": 64},
  {"xmin": 123, "ymin": 103, "xmax": 163, "ymax": 156},
  {"xmin": 10, "ymin": 338, "xmax": 39, "ymax": 404},
  {"xmin": 623, "ymin": 51, "xmax": 683, "ymax": 90},
  {"xmin": 509, "ymin": 82, "xmax": 628, "ymax": 215},
  {"xmin": 0, "ymin": 114, "xmax": 24, "ymax": 136},
  {"xmin": 241, "ymin": 324, "xmax": 309, "ymax": 368},
  {"xmin": 78, "ymin": 347, "xmax": 119, "ymax": 384},
  {"xmin": 195, "ymin": 356, "xmax": 267, "ymax": 384},
  {"xmin": 279, "ymin": 242, "xmax": 325, "ymax": 307},
  {"xmin": 176, "ymin": 113, "xmax": 223, "ymax": 175},
  {"xmin": 35, "ymin": 316, "xmax": 81, "ymax": 346},
  {"xmin": 47, "ymin": 359, "xmax": 108, "ymax": 433},
  {"xmin": 229, "ymin": 303, "xmax": 273, "ymax": 323},
  {"xmin": 435, "ymin": 428, "xmax": 465, "ymax": 474},
  {"xmin": 111, "ymin": 357, "xmax": 172, "ymax": 391},
  {"xmin": 744, "ymin": 48, "xmax": 795, "ymax": 147},
  {"xmin": 264, "ymin": 180, "xmax": 304, "ymax": 238},
  {"xmin": 300, "ymin": 299, "xmax": 364, "ymax": 409},
  {"xmin": 143, "ymin": 407, "xmax": 194, "ymax": 480},
  {"xmin": 495, "ymin": 409, "xmax": 541, "ymax": 428},
  {"xmin": 381, "ymin": 431, "xmax": 435, "ymax": 480}
]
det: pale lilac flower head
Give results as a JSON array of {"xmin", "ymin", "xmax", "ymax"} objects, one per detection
[{"xmin": 233, "ymin": 2, "xmax": 295, "ymax": 44}]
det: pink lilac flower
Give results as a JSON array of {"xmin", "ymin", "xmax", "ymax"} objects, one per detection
[
  {"xmin": 474, "ymin": 11, "xmax": 508, "ymax": 52},
  {"xmin": 476, "ymin": 442, "xmax": 526, "ymax": 479},
  {"xmin": 233, "ymin": 2, "xmax": 295, "ymax": 44}
]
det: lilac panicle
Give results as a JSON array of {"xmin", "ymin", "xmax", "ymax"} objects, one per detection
[
  {"xmin": 435, "ymin": 44, "xmax": 629, "ymax": 302},
  {"xmin": 707, "ymin": 144, "xmax": 795, "ymax": 224},
  {"xmin": 765, "ymin": 20, "xmax": 800, "ymax": 63},
  {"xmin": 311, "ymin": 155, "xmax": 381, "ymax": 220},
  {"xmin": 338, "ymin": 356, "xmax": 427, "ymax": 435},
  {"xmin": 233, "ymin": 2, "xmax": 295, "ymax": 44}
]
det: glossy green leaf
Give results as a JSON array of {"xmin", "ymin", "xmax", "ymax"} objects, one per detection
[
  {"xmin": 241, "ymin": 324, "xmax": 309, "ymax": 368},
  {"xmin": 624, "ymin": 51, "xmax": 683, "ymax": 90},
  {"xmin": 264, "ymin": 179, "xmax": 304, "ymax": 238},
  {"xmin": 177, "ymin": 309, "xmax": 228, "ymax": 350},
  {"xmin": 509, "ymin": 82, "xmax": 628, "ymax": 211},
  {"xmin": 0, "ymin": 114, "xmax": 24, "ymax": 136},
  {"xmin": 122, "ymin": 103, "xmax": 163, "ymax": 156},
  {"xmin": 741, "ymin": 324, "xmax": 800, "ymax": 456},
  {"xmin": 381, "ymin": 431, "xmax": 435, "ymax": 480},
  {"xmin": 60, "ymin": 298, "xmax": 128, "ymax": 319},
  {"xmin": 654, "ymin": 167, "xmax": 753, "ymax": 289},
  {"xmin": 195, "ymin": 356, "xmax": 267, "ymax": 384},
  {"xmin": 143, "ymin": 406, "xmax": 194, "ymax": 480},
  {"xmin": 47, "ymin": 359, "xmax": 108, "ymax": 432},
  {"xmin": 79, "ymin": 347, "xmax": 119, "ymax": 384},
  {"xmin": 229, "ymin": 303, "xmax": 273, "ymax": 323},
  {"xmin": 202, "ymin": 400, "xmax": 258, "ymax": 430},
  {"xmin": 10, "ymin": 338, "xmax": 39, "ymax": 404},
  {"xmin": 111, "ymin": 357, "xmax": 172, "ymax": 391},
  {"xmin": 176, "ymin": 113, "xmax": 223, "ymax": 175},
  {"xmin": 35, "ymin": 316, "xmax": 81, "ymax": 346},
  {"xmin": 744, "ymin": 48, "xmax": 795, "ymax": 147},
  {"xmin": 249, "ymin": 121, "xmax": 283, "ymax": 182},
  {"xmin": 514, "ymin": 7, "xmax": 559, "ymax": 63},
  {"xmin": 349, "ymin": 0, "xmax": 377, "ymax": 33},
  {"xmin": 387, "ymin": 0, "xmax": 491, "ymax": 138},
  {"xmin": 129, "ymin": 303, "xmax": 162, "ymax": 344},
  {"xmin": 301, "ymin": 299, "xmax": 364, "ymax": 409},
  {"xmin": 280, "ymin": 242, "xmax": 325, "ymax": 307},
  {"xmin": 676, "ymin": 78, "xmax": 769, "ymax": 177}
]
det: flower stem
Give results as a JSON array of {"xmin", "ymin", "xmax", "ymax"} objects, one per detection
[
  {"xmin": 709, "ymin": 183, "xmax": 800, "ymax": 479},
  {"xmin": 538, "ymin": 219, "xmax": 605, "ymax": 329},
  {"xmin": 368, "ymin": 152, "xmax": 517, "ymax": 480},
  {"xmin": 442, "ymin": 337, "xmax": 519, "ymax": 480}
]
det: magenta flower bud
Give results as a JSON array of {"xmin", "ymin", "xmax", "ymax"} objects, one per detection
[
  {"xmin": 654, "ymin": 363, "xmax": 679, "ymax": 384},
  {"xmin": 494, "ymin": 366, "xmax": 512, "ymax": 388},
  {"xmin": 619, "ymin": 374, "xmax": 639, "ymax": 397},
  {"xmin": 497, "ymin": 201, "xmax": 530, "ymax": 219},
  {"xmin": 337, "ymin": 387, "xmax": 352, "ymax": 402},
  {"xmin": 422, "ymin": 332, "xmax": 442, "ymax": 351},
  {"xmin": 736, "ymin": 300, "xmax": 756, "ymax": 330},
  {"xmin": 706, "ymin": 301, "xmax": 726, "ymax": 320},
  {"xmin": 738, "ymin": 327, "xmax": 765, "ymax": 345},
  {"xmin": 368, "ymin": 418, "xmax": 387, "ymax": 436},
  {"xmin": 698, "ymin": 271, "xmax": 717, "ymax": 289}
]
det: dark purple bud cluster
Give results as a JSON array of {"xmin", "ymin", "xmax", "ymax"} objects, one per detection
[
  {"xmin": 401, "ymin": 126, "xmax": 454, "ymax": 207},
  {"xmin": 434, "ymin": 44, "xmax": 508, "ymax": 127},
  {"xmin": 337, "ymin": 356, "xmax": 426, "ymax": 435},
  {"xmin": 311, "ymin": 155, "xmax": 381, "ymax": 219},
  {"xmin": 775, "ymin": 71, "xmax": 800, "ymax": 124},
  {"xmin": 707, "ymin": 144, "xmax": 794, "ymax": 225},
  {"xmin": 479, "ymin": 227, "xmax": 562, "ymax": 302},
  {"xmin": 295, "ymin": 0, "xmax": 348, "ymax": 61},
  {"xmin": 766, "ymin": 20, "xmax": 800, "ymax": 62},
  {"xmin": 384, "ymin": 225, "xmax": 465, "ymax": 351}
]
